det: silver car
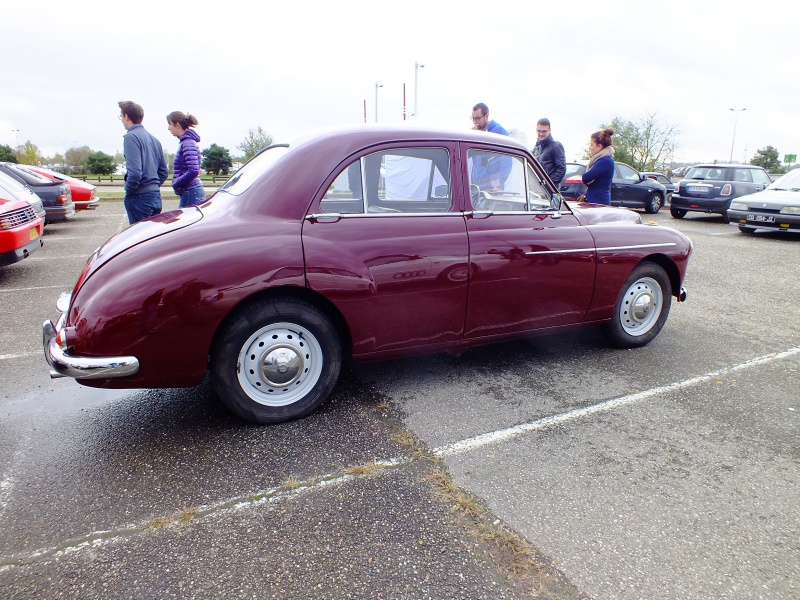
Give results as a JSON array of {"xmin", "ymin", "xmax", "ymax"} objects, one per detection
[
  {"xmin": 0, "ymin": 170, "xmax": 47, "ymax": 224},
  {"xmin": 727, "ymin": 169, "xmax": 800, "ymax": 234}
]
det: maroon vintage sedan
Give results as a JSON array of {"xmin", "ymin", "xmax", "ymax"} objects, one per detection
[{"xmin": 43, "ymin": 125, "xmax": 692, "ymax": 424}]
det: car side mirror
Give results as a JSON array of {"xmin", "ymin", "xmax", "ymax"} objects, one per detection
[{"xmin": 551, "ymin": 193, "xmax": 564, "ymax": 211}]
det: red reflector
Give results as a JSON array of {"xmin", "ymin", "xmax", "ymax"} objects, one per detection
[
  {"xmin": 690, "ymin": 204, "xmax": 699, "ymax": 208},
  {"xmin": 565, "ymin": 176, "xmax": 583, "ymax": 184}
]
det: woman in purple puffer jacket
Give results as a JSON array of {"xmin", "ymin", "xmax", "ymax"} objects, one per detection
[{"xmin": 167, "ymin": 111, "xmax": 206, "ymax": 207}]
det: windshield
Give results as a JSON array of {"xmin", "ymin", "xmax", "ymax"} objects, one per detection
[
  {"xmin": 767, "ymin": 168, "xmax": 800, "ymax": 191},
  {"xmin": 217, "ymin": 145, "xmax": 290, "ymax": 196},
  {"xmin": 686, "ymin": 166, "xmax": 727, "ymax": 181},
  {"xmin": 9, "ymin": 164, "xmax": 53, "ymax": 185}
]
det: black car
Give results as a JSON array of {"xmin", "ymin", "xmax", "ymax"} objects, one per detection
[
  {"xmin": 559, "ymin": 162, "xmax": 667, "ymax": 213},
  {"xmin": 641, "ymin": 172, "xmax": 675, "ymax": 204},
  {"xmin": 0, "ymin": 162, "xmax": 75, "ymax": 222},
  {"xmin": 670, "ymin": 163, "xmax": 772, "ymax": 222}
]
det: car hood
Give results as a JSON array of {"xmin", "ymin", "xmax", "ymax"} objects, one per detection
[
  {"xmin": 567, "ymin": 202, "xmax": 641, "ymax": 225},
  {"xmin": 79, "ymin": 208, "xmax": 203, "ymax": 284},
  {"xmin": 734, "ymin": 188, "xmax": 800, "ymax": 208}
]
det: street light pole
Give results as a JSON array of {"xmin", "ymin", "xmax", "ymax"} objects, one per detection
[
  {"xmin": 729, "ymin": 108, "xmax": 746, "ymax": 163},
  {"xmin": 374, "ymin": 82, "xmax": 383, "ymax": 123},
  {"xmin": 11, "ymin": 129, "xmax": 20, "ymax": 154},
  {"xmin": 414, "ymin": 62, "xmax": 424, "ymax": 118}
]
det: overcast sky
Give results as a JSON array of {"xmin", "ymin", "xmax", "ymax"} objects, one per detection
[{"xmin": 2, "ymin": 0, "xmax": 797, "ymax": 166}]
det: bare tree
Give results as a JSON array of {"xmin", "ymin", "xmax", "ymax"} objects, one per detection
[
  {"xmin": 237, "ymin": 127, "xmax": 273, "ymax": 161},
  {"xmin": 601, "ymin": 113, "xmax": 680, "ymax": 171}
]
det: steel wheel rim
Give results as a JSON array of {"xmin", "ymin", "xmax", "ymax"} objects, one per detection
[
  {"xmin": 619, "ymin": 276, "xmax": 662, "ymax": 336},
  {"xmin": 237, "ymin": 322, "xmax": 323, "ymax": 407}
]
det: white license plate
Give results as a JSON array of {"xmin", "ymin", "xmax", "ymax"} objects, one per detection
[
  {"xmin": 747, "ymin": 214, "xmax": 775, "ymax": 223},
  {"xmin": 687, "ymin": 186, "xmax": 708, "ymax": 193}
]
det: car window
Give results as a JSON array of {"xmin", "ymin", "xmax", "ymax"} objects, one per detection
[
  {"xmin": 656, "ymin": 175, "xmax": 670, "ymax": 185},
  {"xmin": 217, "ymin": 145, "xmax": 289, "ymax": 196},
  {"xmin": 564, "ymin": 163, "xmax": 585, "ymax": 178},
  {"xmin": 468, "ymin": 150, "xmax": 527, "ymax": 212},
  {"xmin": 526, "ymin": 163, "xmax": 556, "ymax": 210},
  {"xmin": 322, "ymin": 147, "xmax": 451, "ymax": 214},
  {"xmin": 616, "ymin": 163, "xmax": 640, "ymax": 182},
  {"xmin": 6, "ymin": 164, "xmax": 52, "ymax": 185},
  {"xmin": 732, "ymin": 168, "xmax": 752, "ymax": 183},
  {"xmin": 750, "ymin": 169, "xmax": 771, "ymax": 185},
  {"xmin": 687, "ymin": 167, "xmax": 726, "ymax": 181}
]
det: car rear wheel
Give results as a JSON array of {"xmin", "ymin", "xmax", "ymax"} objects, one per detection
[
  {"xmin": 644, "ymin": 193, "xmax": 663, "ymax": 214},
  {"xmin": 670, "ymin": 206, "xmax": 687, "ymax": 219},
  {"xmin": 211, "ymin": 298, "xmax": 342, "ymax": 424},
  {"xmin": 603, "ymin": 262, "xmax": 672, "ymax": 348}
]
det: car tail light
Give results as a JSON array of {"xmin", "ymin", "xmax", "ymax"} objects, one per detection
[
  {"xmin": 720, "ymin": 184, "xmax": 732, "ymax": 195},
  {"xmin": 56, "ymin": 195, "xmax": 68, "ymax": 205},
  {"xmin": 564, "ymin": 175, "xmax": 583, "ymax": 185}
]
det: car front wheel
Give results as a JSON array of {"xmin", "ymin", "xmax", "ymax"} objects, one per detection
[
  {"xmin": 670, "ymin": 206, "xmax": 687, "ymax": 219},
  {"xmin": 644, "ymin": 193, "xmax": 663, "ymax": 214},
  {"xmin": 603, "ymin": 262, "xmax": 672, "ymax": 348},
  {"xmin": 211, "ymin": 298, "xmax": 342, "ymax": 424}
]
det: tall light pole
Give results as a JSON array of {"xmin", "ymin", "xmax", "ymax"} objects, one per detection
[
  {"xmin": 729, "ymin": 108, "xmax": 746, "ymax": 163},
  {"xmin": 414, "ymin": 62, "xmax": 425, "ymax": 117},
  {"xmin": 11, "ymin": 129, "xmax": 20, "ymax": 154},
  {"xmin": 374, "ymin": 82, "xmax": 383, "ymax": 123}
]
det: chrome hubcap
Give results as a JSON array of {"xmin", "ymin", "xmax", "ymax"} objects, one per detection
[{"xmin": 619, "ymin": 277, "xmax": 662, "ymax": 336}]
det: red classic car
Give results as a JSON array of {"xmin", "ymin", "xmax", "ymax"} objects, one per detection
[
  {"xmin": 43, "ymin": 126, "xmax": 692, "ymax": 424},
  {"xmin": 0, "ymin": 196, "xmax": 44, "ymax": 266},
  {"xmin": 28, "ymin": 166, "xmax": 100, "ymax": 211}
]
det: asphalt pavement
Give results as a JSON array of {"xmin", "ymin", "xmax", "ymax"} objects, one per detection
[{"xmin": 1, "ymin": 198, "xmax": 798, "ymax": 599}]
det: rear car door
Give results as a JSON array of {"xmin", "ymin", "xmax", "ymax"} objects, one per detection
[
  {"xmin": 463, "ymin": 146, "xmax": 595, "ymax": 338},
  {"xmin": 303, "ymin": 144, "xmax": 470, "ymax": 357},
  {"xmin": 612, "ymin": 163, "xmax": 646, "ymax": 207}
]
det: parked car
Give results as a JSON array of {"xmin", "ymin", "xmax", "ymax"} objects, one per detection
[
  {"xmin": 43, "ymin": 125, "xmax": 692, "ymax": 425},
  {"xmin": 28, "ymin": 166, "xmax": 99, "ymax": 211},
  {"xmin": 0, "ymin": 195, "xmax": 44, "ymax": 266},
  {"xmin": 0, "ymin": 162, "xmax": 75, "ymax": 222},
  {"xmin": 560, "ymin": 162, "xmax": 667, "ymax": 213},
  {"xmin": 670, "ymin": 163, "xmax": 772, "ymax": 221},
  {"xmin": 727, "ymin": 168, "xmax": 800, "ymax": 234},
  {"xmin": 0, "ymin": 170, "xmax": 46, "ymax": 224},
  {"xmin": 641, "ymin": 172, "xmax": 676, "ymax": 204}
]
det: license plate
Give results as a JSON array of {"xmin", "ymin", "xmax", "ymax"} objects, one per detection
[
  {"xmin": 747, "ymin": 214, "xmax": 775, "ymax": 223},
  {"xmin": 29, "ymin": 227, "xmax": 39, "ymax": 240},
  {"xmin": 687, "ymin": 186, "xmax": 708, "ymax": 193}
]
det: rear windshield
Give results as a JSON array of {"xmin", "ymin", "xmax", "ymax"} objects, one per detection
[
  {"xmin": 216, "ymin": 145, "xmax": 289, "ymax": 196},
  {"xmin": 686, "ymin": 166, "xmax": 727, "ymax": 181},
  {"xmin": 7, "ymin": 164, "xmax": 55, "ymax": 185},
  {"xmin": 564, "ymin": 164, "xmax": 585, "ymax": 178}
]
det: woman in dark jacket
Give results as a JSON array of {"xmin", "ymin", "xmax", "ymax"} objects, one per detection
[
  {"xmin": 581, "ymin": 128, "xmax": 615, "ymax": 205},
  {"xmin": 167, "ymin": 111, "xmax": 205, "ymax": 207}
]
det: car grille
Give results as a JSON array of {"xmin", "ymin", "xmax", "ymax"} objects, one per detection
[{"xmin": 0, "ymin": 205, "xmax": 37, "ymax": 230}]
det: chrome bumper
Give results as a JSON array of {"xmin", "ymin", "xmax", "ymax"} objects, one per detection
[{"xmin": 42, "ymin": 295, "xmax": 139, "ymax": 380}]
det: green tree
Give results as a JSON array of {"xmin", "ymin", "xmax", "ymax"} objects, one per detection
[
  {"xmin": 18, "ymin": 141, "xmax": 41, "ymax": 165},
  {"xmin": 65, "ymin": 145, "xmax": 91, "ymax": 174},
  {"xmin": 750, "ymin": 146, "xmax": 780, "ymax": 172},
  {"xmin": 237, "ymin": 126, "xmax": 273, "ymax": 161},
  {"xmin": 592, "ymin": 113, "xmax": 679, "ymax": 171},
  {"xmin": 87, "ymin": 151, "xmax": 116, "ymax": 175},
  {"xmin": 201, "ymin": 144, "xmax": 233, "ymax": 175},
  {"xmin": 0, "ymin": 144, "xmax": 18, "ymax": 162}
]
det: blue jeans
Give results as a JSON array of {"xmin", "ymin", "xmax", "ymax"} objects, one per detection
[
  {"xmin": 179, "ymin": 186, "xmax": 206, "ymax": 208},
  {"xmin": 124, "ymin": 191, "xmax": 162, "ymax": 224}
]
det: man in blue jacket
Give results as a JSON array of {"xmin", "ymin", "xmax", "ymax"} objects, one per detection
[
  {"xmin": 470, "ymin": 103, "xmax": 511, "ymax": 189},
  {"xmin": 118, "ymin": 100, "xmax": 168, "ymax": 224},
  {"xmin": 532, "ymin": 118, "xmax": 566, "ymax": 186}
]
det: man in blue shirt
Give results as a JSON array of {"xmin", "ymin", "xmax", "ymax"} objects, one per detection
[
  {"xmin": 470, "ymin": 103, "xmax": 511, "ymax": 189},
  {"xmin": 118, "ymin": 100, "xmax": 168, "ymax": 224}
]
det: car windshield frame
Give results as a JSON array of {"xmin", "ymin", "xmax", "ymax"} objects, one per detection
[{"xmin": 217, "ymin": 145, "xmax": 290, "ymax": 196}]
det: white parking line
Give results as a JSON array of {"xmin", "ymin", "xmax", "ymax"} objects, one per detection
[
  {"xmin": 0, "ymin": 353, "xmax": 39, "ymax": 361},
  {"xmin": 433, "ymin": 346, "xmax": 800, "ymax": 457},
  {"xmin": 0, "ymin": 285, "xmax": 67, "ymax": 293}
]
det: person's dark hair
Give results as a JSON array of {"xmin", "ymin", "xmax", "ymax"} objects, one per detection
[
  {"xmin": 591, "ymin": 127, "xmax": 615, "ymax": 148},
  {"xmin": 118, "ymin": 100, "xmax": 144, "ymax": 124},
  {"xmin": 472, "ymin": 102, "xmax": 489, "ymax": 116},
  {"xmin": 167, "ymin": 111, "xmax": 199, "ymax": 129},
  {"xmin": 537, "ymin": 118, "xmax": 551, "ymax": 128}
]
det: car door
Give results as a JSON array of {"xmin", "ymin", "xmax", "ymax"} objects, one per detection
[
  {"xmin": 303, "ymin": 144, "xmax": 470, "ymax": 357},
  {"xmin": 749, "ymin": 168, "xmax": 771, "ymax": 193},
  {"xmin": 612, "ymin": 163, "xmax": 645, "ymax": 207},
  {"xmin": 463, "ymin": 147, "xmax": 596, "ymax": 339}
]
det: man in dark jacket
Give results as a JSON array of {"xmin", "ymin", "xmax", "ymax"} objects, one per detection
[
  {"xmin": 119, "ymin": 100, "xmax": 168, "ymax": 224},
  {"xmin": 532, "ymin": 118, "xmax": 566, "ymax": 186}
]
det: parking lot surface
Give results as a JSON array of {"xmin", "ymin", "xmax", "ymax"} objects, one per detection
[{"xmin": 1, "ymin": 199, "xmax": 798, "ymax": 599}]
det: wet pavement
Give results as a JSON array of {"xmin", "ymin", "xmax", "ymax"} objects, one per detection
[{"xmin": 1, "ymin": 199, "xmax": 798, "ymax": 599}]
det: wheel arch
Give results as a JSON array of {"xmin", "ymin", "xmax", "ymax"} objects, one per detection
[
  {"xmin": 638, "ymin": 254, "xmax": 680, "ymax": 298},
  {"xmin": 210, "ymin": 286, "xmax": 353, "ymax": 362}
]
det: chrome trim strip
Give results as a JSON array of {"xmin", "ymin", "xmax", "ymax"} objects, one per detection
[{"xmin": 525, "ymin": 242, "xmax": 677, "ymax": 256}]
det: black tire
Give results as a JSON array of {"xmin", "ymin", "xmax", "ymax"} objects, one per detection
[
  {"xmin": 670, "ymin": 206, "xmax": 687, "ymax": 219},
  {"xmin": 644, "ymin": 193, "xmax": 663, "ymax": 214},
  {"xmin": 211, "ymin": 298, "xmax": 341, "ymax": 424},
  {"xmin": 602, "ymin": 262, "xmax": 672, "ymax": 349},
  {"xmin": 738, "ymin": 225, "xmax": 756, "ymax": 234},
  {"xmin": 720, "ymin": 211, "xmax": 731, "ymax": 224}
]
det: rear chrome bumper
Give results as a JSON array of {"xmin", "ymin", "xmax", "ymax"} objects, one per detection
[{"xmin": 42, "ymin": 295, "xmax": 139, "ymax": 380}]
